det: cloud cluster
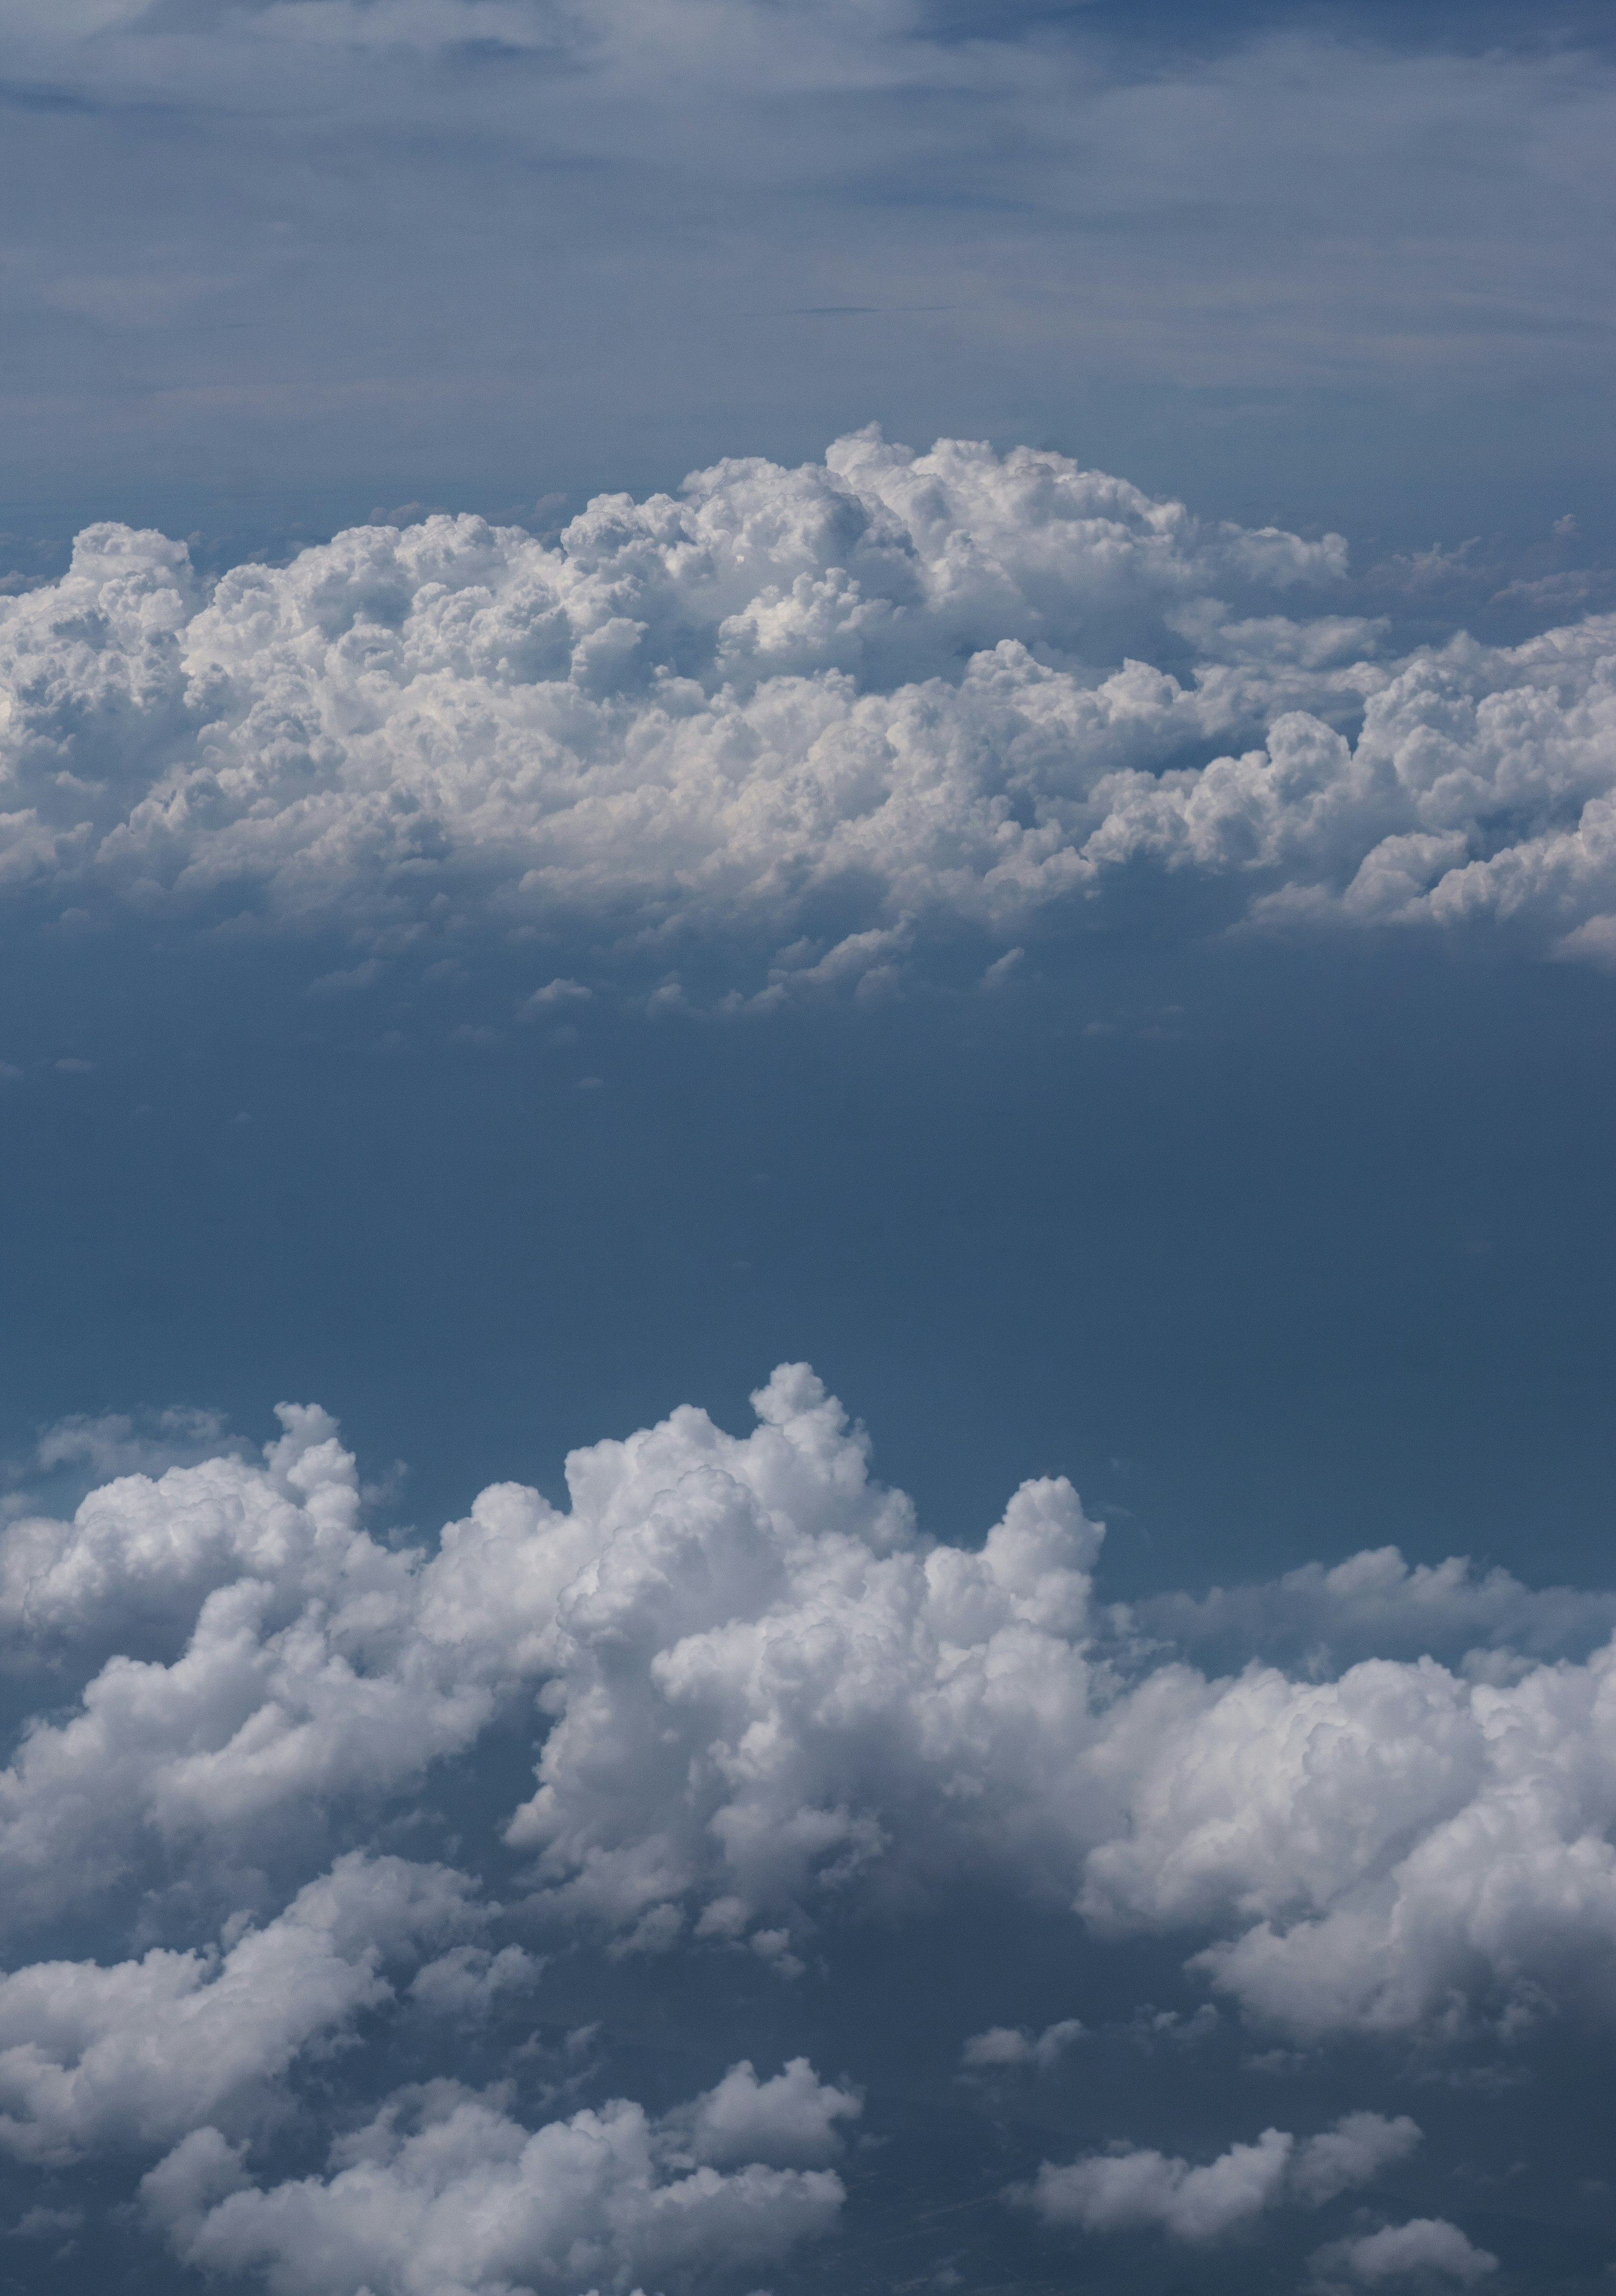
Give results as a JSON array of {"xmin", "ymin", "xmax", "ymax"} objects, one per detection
[
  {"xmin": 144, "ymin": 2059, "xmax": 855, "ymax": 2296},
  {"xmin": 5, "ymin": 433, "xmax": 1616, "ymax": 979},
  {"xmin": 1025, "ymin": 2110, "xmax": 1420, "ymax": 2243},
  {"xmin": 9, "ymin": 1362, "xmax": 1616, "ymax": 2062},
  {"xmin": 0, "ymin": 1854, "xmax": 484, "ymax": 2164}
]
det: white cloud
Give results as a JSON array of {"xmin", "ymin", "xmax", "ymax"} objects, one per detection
[
  {"xmin": 1024, "ymin": 2112, "xmax": 1418, "ymax": 2243},
  {"xmin": 477, "ymin": 1379, "xmax": 1616, "ymax": 2042},
  {"xmin": 0, "ymin": 1854, "xmax": 482, "ymax": 2164},
  {"xmin": 500, "ymin": 1394, "xmax": 1106, "ymax": 1932},
  {"xmin": 9, "ymin": 1362, "xmax": 1616, "ymax": 2050},
  {"xmin": 0, "ymin": 1399, "xmax": 545, "ymax": 1931},
  {"xmin": 142, "ymin": 2063, "xmax": 852, "ymax": 2296},
  {"xmin": 1309, "ymin": 2218, "xmax": 1499, "ymax": 2287},
  {"xmin": 11, "ymin": 433, "xmax": 1615, "ymax": 981},
  {"xmin": 0, "ymin": 431, "xmax": 1350, "ymax": 981},
  {"xmin": 1079, "ymin": 1648, "xmax": 1616, "ymax": 2037},
  {"xmin": 0, "ymin": 1403, "xmax": 358, "ymax": 1649}
]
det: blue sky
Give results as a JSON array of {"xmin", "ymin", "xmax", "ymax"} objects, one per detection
[
  {"xmin": 3, "ymin": 0, "xmax": 1615, "ymax": 559},
  {"xmin": 2, "ymin": 6, "xmax": 1616, "ymax": 2296}
]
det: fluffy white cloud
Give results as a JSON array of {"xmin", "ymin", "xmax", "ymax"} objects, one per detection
[
  {"xmin": 0, "ymin": 1854, "xmax": 482, "ymax": 2164},
  {"xmin": 1024, "ymin": 2112, "xmax": 1418, "ymax": 2244},
  {"xmin": 9, "ymin": 1361, "xmax": 1616, "ymax": 2047},
  {"xmin": 500, "ymin": 1377, "xmax": 1108, "ymax": 1932},
  {"xmin": 142, "ymin": 2063, "xmax": 853, "ymax": 2296},
  {"xmin": 6, "ymin": 432, "xmax": 1613, "ymax": 975},
  {"xmin": 1309, "ymin": 2218, "xmax": 1499, "ymax": 2287},
  {"xmin": 1079, "ymin": 1646, "xmax": 1616, "ymax": 2037},
  {"xmin": 478, "ymin": 1378, "xmax": 1616, "ymax": 2042},
  {"xmin": 0, "ymin": 1403, "xmax": 362, "ymax": 1649},
  {"xmin": 0, "ymin": 1392, "xmax": 585, "ymax": 1932}
]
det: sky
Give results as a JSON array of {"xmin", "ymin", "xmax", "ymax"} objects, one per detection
[{"xmin": 1, "ymin": 4, "xmax": 1616, "ymax": 2296}]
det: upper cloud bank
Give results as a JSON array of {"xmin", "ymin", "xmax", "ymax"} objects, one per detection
[{"xmin": 4, "ymin": 431, "xmax": 1615, "ymax": 989}]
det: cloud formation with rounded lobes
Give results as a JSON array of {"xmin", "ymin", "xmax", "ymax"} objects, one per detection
[
  {"xmin": 1308, "ymin": 2217, "xmax": 1499, "ymax": 2289},
  {"xmin": 141, "ymin": 2057, "xmax": 858, "ymax": 2296},
  {"xmin": 1024, "ymin": 2109, "xmax": 1421, "ymax": 2244},
  {"xmin": 4, "ymin": 430, "xmax": 1616, "ymax": 980},
  {"xmin": 0, "ymin": 1853, "xmax": 497, "ymax": 2165},
  {"xmin": 7, "ymin": 1363, "xmax": 1616, "ymax": 2053}
]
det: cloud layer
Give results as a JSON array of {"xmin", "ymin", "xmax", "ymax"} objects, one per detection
[{"xmin": 5, "ymin": 433, "xmax": 1616, "ymax": 985}]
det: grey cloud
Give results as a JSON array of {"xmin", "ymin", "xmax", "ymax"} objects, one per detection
[
  {"xmin": 1023, "ymin": 2112, "xmax": 1419, "ymax": 2244},
  {"xmin": 142, "ymin": 2063, "xmax": 853, "ymax": 2296},
  {"xmin": 1308, "ymin": 2217, "xmax": 1499, "ymax": 2287},
  {"xmin": 1133, "ymin": 1544, "xmax": 1616, "ymax": 1675},
  {"xmin": 660, "ymin": 2057, "xmax": 861, "ymax": 2171},
  {"xmin": 960, "ymin": 2018, "xmax": 1085, "ymax": 2070},
  {"xmin": 27, "ymin": 1405, "xmax": 239, "ymax": 1486},
  {"xmin": 1027, "ymin": 2127, "xmax": 1293, "ymax": 2241},
  {"xmin": 405, "ymin": 1943, "xmax": 543, "ymax": 2020},
  {"xmin": 1288, "ymin": 2114, "xmax": 1425, "ymax": 2208}
]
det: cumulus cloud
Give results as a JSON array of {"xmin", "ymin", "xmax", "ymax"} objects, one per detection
[
  {"xmin": 1308, "ymin": 2218, "xmax": 1499, "ymax": 2287},
  {"xmin": 659, "ymin": 2056, "xmax": 860, "ymax": 2170},
  {"xmin": 405, "ymin": 1944, "xmax": 543, "ymax": 2020},
  {"xmin": 1077, "ymin": 1647, "xmax": 1616, "ymax": 2037},
  {"xmin": 1024, "ymin": 2112, "xmax": 1418, "ymax": 2244},
  {"xmin": 6, "ymin": 1360, "xmax": 1616, "ymax": 2290},
  {"xmin": 10, "ymin": 1362, "xmax": 1616, "ymax": 2049},
  {"xmin": 4, "ymin": 432, "xmax": 1613, "ymax": 978},
  {"xmin": 0, "ymin": 1403, "xmax": 362, "ymax": 1651},
  {"xmin": 960, "ymin": 2018, "xmax": 1086, "ymax": 2071},
  {"xmin": 142, "ymin": 2063, "xmax": 852, "ymax": 2296},
  {"xmin": 0, "ymin": 1854, "xmax": 482, "ymax": 2163},
  {"xmin": 1287, "ymin": 2114, "xmax": 1425, "ymax": 2207}
]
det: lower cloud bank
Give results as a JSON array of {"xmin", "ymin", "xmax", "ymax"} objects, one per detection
[{"xmin": 0, "ymin": 1365, "xmax": 1611, "ymax": 2290}]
